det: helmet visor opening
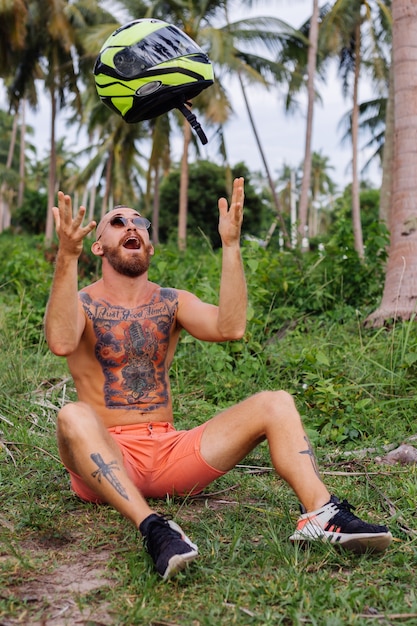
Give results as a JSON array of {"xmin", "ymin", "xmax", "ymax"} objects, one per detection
[{"xmin": 114, "ymin": 25, "xmax": 206, "ymax": 78}]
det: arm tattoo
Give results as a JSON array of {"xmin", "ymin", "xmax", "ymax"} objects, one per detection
[
  {"xmin": 299, "ymin": 436, "xmax": 321, "ymax": 478},
  {"xmin": 90, "ymin": 452, "xmax": 129, "ymax": 500}
]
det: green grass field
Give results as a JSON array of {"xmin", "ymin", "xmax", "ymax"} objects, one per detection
[
  {"xmin": 1, "ymin": 315, "xmax": 417, "ymax": 625},
  {"xmin": 1, "ymin": 237, "xmax": 417, "ymax": 624}
]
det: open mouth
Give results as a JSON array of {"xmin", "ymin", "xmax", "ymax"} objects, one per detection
[{"xmin": 123, "ymin": 236, "xmax": 141, "ymax": 250}]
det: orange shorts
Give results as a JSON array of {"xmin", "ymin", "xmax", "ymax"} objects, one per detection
[{"xmin": 67, "ymin": 421, "xmax": 226, "ymax": 503}]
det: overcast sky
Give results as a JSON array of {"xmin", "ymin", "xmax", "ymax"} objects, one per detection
[{"xmin": 20, "ymin": 0, "xmax": 381, "ymax": 191}]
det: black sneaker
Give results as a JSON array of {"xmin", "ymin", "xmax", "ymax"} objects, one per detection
[
  {"xmin": 140, "ymin": 514, "xmax": 198, "ymax": 579},
  {"xmin": 289, "ymin": 495, "xmax": 392, "ymax": 553}
]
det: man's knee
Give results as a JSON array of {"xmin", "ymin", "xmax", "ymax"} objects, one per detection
[
  {"xmin": 57, "ymin": 401, "xmax": 96, "ymax": 438},
  {"xmin": 255, "ymin": 390, "xmax": 300, "ymax": 423},
  {"xmin": 256, "ymin": 389, "xmax": 297, "ymax": 410}
]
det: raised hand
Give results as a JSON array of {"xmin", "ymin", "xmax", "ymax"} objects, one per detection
[
  {"xmin": 52, "ymin": 191, "xmax": 96, "ymax": 257},
  {"xmin": 218, "ymin": 177, "xmax": 245, "ymax": 248}
]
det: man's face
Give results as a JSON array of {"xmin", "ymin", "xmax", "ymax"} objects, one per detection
[{"xmin": 95, "ymin": 208, "xmax": 154, "ymax": 277}]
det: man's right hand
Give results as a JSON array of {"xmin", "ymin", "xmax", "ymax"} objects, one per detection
[{"xmin": 53, "ymin": 191, "xmax": 97, "ymax": 257}]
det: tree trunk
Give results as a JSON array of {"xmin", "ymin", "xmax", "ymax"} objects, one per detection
[
  {"xmin": 88, "ymin": 175, "xmax": 97, "ymax": 223},
  {"xmin": 152, "ymin": 162, "xmax": 160, "ymax": 246},
  {"xmin": 298, "ymin": 0, "xmax": 319, "ymax": 250},
  {"xmin": 18, "ymin": 98, "xmax": 26, "ymax": 207},
  {"xmin": 365, "ymin": 0, "xmax": 417, "ymax": 327},
  {"xmin": 0, "ymin": 108, "xmax": 19, "ymax": 231},
  {"xmin": 309, "ymin": 175, "xmax": 320, "ymax": 238},
  {"xmin": 45, "ymin": 83, "xmax": 57, "ymax": 245},
  {"xmin": 351, "ymin": 22, "xmax": 364, "ymax": 260},
  {"xmin": 101, "ymin": 151, "xmax": 113, "ymax": 218},
  {"xmin": 178, "ymin": 120, "xmax": 191, "ymax": 252},
  {"xmin": 379, "ymin": 63, "xmax": 395, "ymax": 224},
  {"xmin": 237, "ymin": 71, "xmax": 290, "ymax": 247}
]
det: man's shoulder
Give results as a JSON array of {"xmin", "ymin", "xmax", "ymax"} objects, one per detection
[
  {"xmin": 78, "ymin": 280, "xmax": 102, "ymax": 298},
  {"xmin": 158, "ymin": 286, "xmax": 179, "ymax": 302}
]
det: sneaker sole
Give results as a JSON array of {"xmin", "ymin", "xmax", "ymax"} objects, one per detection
[
  {"xmin": 290, "ymin": 530, "xmax": 393, "ymax": 554},
  {"xmin": 163, "ymin": 548, "xmax": 199, "ymax": 580}
]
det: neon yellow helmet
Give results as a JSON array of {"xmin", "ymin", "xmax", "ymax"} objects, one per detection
[{"xmin": 93, "ymin": 19, "xmax": 214, "ymax": 144}]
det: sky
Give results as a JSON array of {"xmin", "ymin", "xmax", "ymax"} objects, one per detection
[{"xmin": 19, "ymin": 0, "xmax": 381, "ymax": 192}]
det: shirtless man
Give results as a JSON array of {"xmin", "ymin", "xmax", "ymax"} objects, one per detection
[{"xmin": 44, "ymin": 178, "xmax": 392, "ymax": 580}]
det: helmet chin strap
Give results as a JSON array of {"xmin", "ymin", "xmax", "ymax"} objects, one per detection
[{"xmin": 177, "ymin": 102, "xmax": 208, "ymax": 145}]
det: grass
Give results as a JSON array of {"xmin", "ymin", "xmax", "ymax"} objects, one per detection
[
  {"xmin": 1, "ymin": 311, "xmax": 417, "ymax": 625},
  {"xmin": 1, "ymin": 235, "xmax": 417, "ymax": 624}
]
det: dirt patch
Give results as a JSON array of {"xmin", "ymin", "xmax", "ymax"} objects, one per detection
[{"xmin": 1, "ymin": 539, "xmax": 115, "ymax": 626}]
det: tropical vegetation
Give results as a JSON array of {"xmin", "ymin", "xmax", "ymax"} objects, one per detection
[
  {"xmin": 2, "ymin": 1, "xmax": 417, "ymax": 621},
  {"xmin": 1, "ymin": 224, "xmax": 417, "ymax": 623},
  {"xmin": 0, "ymin": 0, "xmax": 386, "ymax": 243}
]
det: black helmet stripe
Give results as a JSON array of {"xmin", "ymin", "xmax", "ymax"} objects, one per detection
[{"xmin": 94, "ymin": 19, "xmax": 214, "ymax": 144}]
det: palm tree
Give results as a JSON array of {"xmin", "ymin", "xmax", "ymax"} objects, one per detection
[
  {"xmin": 319, "ymin": 0, "xmax": 391, "ymax": 259},
  {"xmin": 320, "ymin": 1, "xmax": 365, "ymax": 257},
  {"xmin": 113, "ymin": 0, "xmax": 306, "ymax": 249},
  {"xmin": 6, "ymin": 0, "xmax": 82, "ymax": 242},
  {"xmin": 365, "ymin": 0, "xmax": 417, "ymax": 327},
  {"xmin": 196, "ymin": 13, "xmax": 307, "ymax": 249},
  {"xmin": 0, "ymin": 0, "xmax": 31, "ymax": 232},
  {"xmin": 5, "ymin": 0, "xmax": 119, "ymax": 243},
  {"xmin": 334, "ymin": 3, "xmax": 392, "ymax": 224},
  {"xmin": 379, "ymin": 64, "xmax": 394, "ymax": 224},
  {"xmin": 236, "ymin": 71, "xmax": 290, "ymax": 246},
  {"xmin": 73, "ymin": 98, "xmax": 149, "ymax": 217},
  {"xmin": 146, "ymin": 115, "xmax": 171, "ymax": 245},
  {"xmin": 71, "ymin": 9, "xmax": 144, "ymax": 214},
  {"xmin": 307, "ymin": 150, "xmax": 337, "ymax": 237},
  {"xmin": 0, "ymin": 110, "xmax": 20, "ymax": 231},
  {"xmin": 297, "ymin": 0, "xmax": 320, "ymax": 249},
  {"xmin": 0, "ymin": 0, "xmax": 28, "ymax": 70},
  {"xmin": 340, "ymin": 96, "xmax": 386, "ymax": 170}
]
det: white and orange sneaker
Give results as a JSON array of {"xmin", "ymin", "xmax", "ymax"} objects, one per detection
[{"xmin": 290, "ymin": 495, "xmax": 392, "ymax": 554}]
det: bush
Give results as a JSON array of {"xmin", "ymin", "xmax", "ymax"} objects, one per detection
[
  {"xmin": 158, "ymin": 161, "xmax": 268, "ymax": 246},
  {"xmin": 12, "ymin": 189, "xmax": 48, "ymax": 234},
  {"xmin": 0, "ymin": 232, "xmax": 53, "ymax": 345},
  {"xmin": 0, "ymin": 227, "xmax": 406, "ymax": 446}
]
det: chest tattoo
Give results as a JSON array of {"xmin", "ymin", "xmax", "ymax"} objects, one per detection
[{"xmin": 80, "ymin": 289, "xmax": 178, "ymax": 410}]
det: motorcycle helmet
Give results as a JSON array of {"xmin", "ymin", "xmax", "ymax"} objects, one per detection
[{"xmin": 93, "ymin": 19, "xmax": 214, "ymax": 144}]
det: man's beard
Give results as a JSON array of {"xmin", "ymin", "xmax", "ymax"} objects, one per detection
[{"xmin": 102, "ymin": 243, "xmax": 152, "ymax": 277}]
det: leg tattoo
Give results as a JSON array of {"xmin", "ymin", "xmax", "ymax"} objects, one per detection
[
  {"xmin": 90, "ymin": 452, "xmax": 129, "ymax": 500},
  {"xmin": 299, "ymin": 436, "xmax": 321, "ymax": 478}
]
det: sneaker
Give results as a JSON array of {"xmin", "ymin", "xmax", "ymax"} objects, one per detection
[
  {"xmin": 289, "ymin": 495, "xmax": 392, "ymax": 554},
  {"xmin": 140, "ymin": 514, "xmax": 198, "ymax": 579}
]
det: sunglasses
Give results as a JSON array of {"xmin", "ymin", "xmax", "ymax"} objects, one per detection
[{"xmin": 98, "ymin": 215, "xmax": 151, "ymax": 239}]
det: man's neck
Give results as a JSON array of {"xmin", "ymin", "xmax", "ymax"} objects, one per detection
[{"xmin": 100, "ymin": 267, "xmax": 153, "ymax": 308}]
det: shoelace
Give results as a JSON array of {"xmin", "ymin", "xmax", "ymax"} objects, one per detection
[
  {"xmin": 144, "ymin": 516, "xmax": 179, "ymax": 560},
  {"xmin": 330, "ymin": 499, "xmax": 357, "ymax": 522}
]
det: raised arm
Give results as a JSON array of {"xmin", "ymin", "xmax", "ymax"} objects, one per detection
[
  {"xmin": 44, "ymin": 191, "xmax": 96, "ymax": 356},
  {"xmin": 177, "ymin": 177, "xmax": 247, "ymax": 341}
]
